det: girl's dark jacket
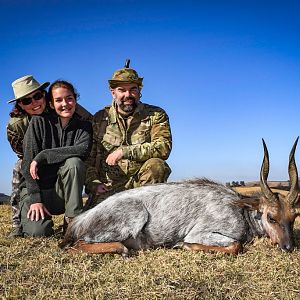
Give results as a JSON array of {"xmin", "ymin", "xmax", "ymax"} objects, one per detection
[{"xmin": 20, "ymin": 111, "xmax": 92, "ymax": 204}]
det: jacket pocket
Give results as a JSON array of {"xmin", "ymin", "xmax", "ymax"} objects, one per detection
[
  {"xmin": 131, "ymin": 129, "xmax": 151, "ymax": 144},
  {"xmin": 102, "ymin": 128, "xmax": 123, "ymax": 146}
]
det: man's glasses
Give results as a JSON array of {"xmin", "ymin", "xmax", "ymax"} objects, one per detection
[{"xmin": 19, "ymin": 91, "xmax": 44, "ymax": 106}]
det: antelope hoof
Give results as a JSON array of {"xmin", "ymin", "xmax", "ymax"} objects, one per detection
[{"xmin": 173, "ymin": 242, "xmax": 184, "ymax": 249}]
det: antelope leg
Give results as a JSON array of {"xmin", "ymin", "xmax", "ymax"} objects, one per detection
[
  {"xmin": 67, "ymin": 240, "xmax": 129, "ymax": 256},
  {"xmin": 182, "ymin": 242, "xmax": 242, "ymax": 255}
]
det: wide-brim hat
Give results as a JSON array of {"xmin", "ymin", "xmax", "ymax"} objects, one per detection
[
  {"xmin": 108, "ymin": 68, "xmax": 143, "ymax": 88},
  {"xmin": 7, "ymin": 75, "xmax": 50, "ymax": 104}
]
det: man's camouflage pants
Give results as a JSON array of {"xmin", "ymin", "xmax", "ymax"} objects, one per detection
[{"xmin": 85, "ymin": 158, "xmax": 171, "ymax": 208}]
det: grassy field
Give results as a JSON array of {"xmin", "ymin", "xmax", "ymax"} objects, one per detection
[
  {"xmin": 234, "ymin": 186, "xmax": 289, "ymax": 196},
  {"xmin": 1, "ymin": 189, "xmax": 300, "ymax": 299}
]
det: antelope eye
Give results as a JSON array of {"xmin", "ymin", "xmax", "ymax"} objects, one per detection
[{"xmin": 267, "ymin": 214, "xmax": 277, "ymax": 224}]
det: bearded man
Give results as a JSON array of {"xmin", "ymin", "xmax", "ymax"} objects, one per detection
[{"xmin": 85, "ymin": 60, "xmax": 172, "ymax": 206}]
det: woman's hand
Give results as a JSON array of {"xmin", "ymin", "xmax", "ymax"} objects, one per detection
[
  {"xmin": 27, "ymin": 203, "xmax": 51, "ymax": 221},
  {"xmin": 30, "ymin": 160, "xmax": 39, "ymax": 180}
]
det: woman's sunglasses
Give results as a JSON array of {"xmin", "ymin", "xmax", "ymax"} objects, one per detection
[{"xmin": 19, "ymin": 91, "xmax": 44, "ymax": 106}]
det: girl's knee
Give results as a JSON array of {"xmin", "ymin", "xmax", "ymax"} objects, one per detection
[
  {"xmin": 22, "ymin": 220, "xmax": 54, "ymax": 237},
  {"xmin": 65, "ymin": 157, "xmax": 84, "ymax": 168},
  {"xmin": 62, "ymin": 157, "xmax": 86, "ymax": 174}
]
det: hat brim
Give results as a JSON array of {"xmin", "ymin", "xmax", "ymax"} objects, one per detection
[
  {"xmin": 108, "ymin": 78, "xmax": 143, "ymax": 87},
  {"xmin": 7, "ymin": 81, "xmax": 50, "ymax": 104}
]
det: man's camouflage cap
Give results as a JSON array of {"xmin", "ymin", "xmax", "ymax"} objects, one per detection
[{"xmin": 108, "ymin": 66, "xmax": 143, "ymax": 88}]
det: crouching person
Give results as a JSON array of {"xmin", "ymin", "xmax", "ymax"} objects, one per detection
[
  {"xmin": 85, "ymin": 60, "xmax": 172, "ymax": 207},
  {"xmin": 19, "ymin": 80, "xmax": 92, "ymax": 237}
]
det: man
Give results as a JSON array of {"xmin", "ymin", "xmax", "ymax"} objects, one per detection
[{"xmin": 85, "ymin": 61, "xmax": 172, "ymax": 206}]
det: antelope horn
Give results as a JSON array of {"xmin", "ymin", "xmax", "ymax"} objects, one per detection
[
  {"xmin": 260, "ymin": 139, "xmax": 277, "ymax": 202},
  {"xmin": 287, "ymin": 137, "xmax": 299, "ymax": 206}
]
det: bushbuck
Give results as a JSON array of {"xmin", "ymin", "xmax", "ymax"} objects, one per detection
[{"xmin": 60, "ymin": 139, "xmax": 300, "ymax": 255}]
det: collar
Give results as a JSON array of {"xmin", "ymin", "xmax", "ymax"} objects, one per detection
[{"xmin": 48, "ymin": 110, "xmax": 77, "ymax": 128}]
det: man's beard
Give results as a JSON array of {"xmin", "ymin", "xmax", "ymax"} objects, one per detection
[{"xmin": 115, "ymin": 96, "xmax": 138, "ymax": 113}]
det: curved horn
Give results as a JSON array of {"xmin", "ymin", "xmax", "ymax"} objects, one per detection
[
  {"xmin": 260, "ymin": 139, "xmax": 277, "ymax": 202},
  {"xmin": 287, "ymin": 137, "xmax": 299, "ymax": 206}
]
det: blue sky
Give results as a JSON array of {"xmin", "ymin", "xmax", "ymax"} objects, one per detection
[{"xmin": 1, "ymin": 0, "xmax": 300, "ymax": 194}]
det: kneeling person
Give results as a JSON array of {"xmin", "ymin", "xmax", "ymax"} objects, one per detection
[
  {"xmin": 85, "ymin": 60, "xmax": 172, "ymax": 206},
  {"xmin": 20, "ymin": 80, "xmax": 92, "ymax": 237}
]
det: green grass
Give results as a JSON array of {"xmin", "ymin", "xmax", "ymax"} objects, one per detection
[{"xmin": 1, "ymin": 203, "xmax": 300, "ymax": 299}]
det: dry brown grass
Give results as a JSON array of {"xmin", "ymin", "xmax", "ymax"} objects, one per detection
[
  {"xmin": 1, "ymin": 202, "xmax": 300, "ymax": 300},
  {"xmin": 234, "ymin": 186, "xmax": 289, "ymax": 196}
]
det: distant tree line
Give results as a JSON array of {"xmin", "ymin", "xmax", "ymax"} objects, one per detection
[{"xmin": 226, "ymin": 181, "xmax": 245, "ymax": 187}]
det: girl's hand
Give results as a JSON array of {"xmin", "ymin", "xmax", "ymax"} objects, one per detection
[
  {"xmin": 30, "ymin": 160, "xmax": 39, "ymax": 180},
  {"xmin": 27, "ymin": 203, "xmax": 52, "ymax": 221}
]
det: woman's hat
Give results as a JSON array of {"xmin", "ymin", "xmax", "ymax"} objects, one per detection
[{"xmin": 7, "ymin": 75, "xmax": 50, "ymax": 104}]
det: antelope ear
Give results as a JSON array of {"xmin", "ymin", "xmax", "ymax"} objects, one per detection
[{"xmin": 233, "ymin": 196, "xmax": 260, "ymax": 211}]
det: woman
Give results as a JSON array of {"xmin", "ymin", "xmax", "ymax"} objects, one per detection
[
  {"xmin": 7, "ymin": 76, "xmax": 92, "ymax": 237},
  {"xmin": 7, "ymin": 75, "xmax": 50, "ymax": 238}
]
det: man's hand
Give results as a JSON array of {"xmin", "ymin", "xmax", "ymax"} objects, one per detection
[
  {"xmin": 27, "ymin": 203, "xmax": 51, "ymax": 221},
  {"xmin": 106, "ymin": 149, "xmax": 123, "ymax": 166},
  {"xmin": 95, "ymin": 183, "xmax": 108, "ymax": 195},
  {"xmin": 30, "ymin": 160, "xmax": 39, "ymax": 180}
]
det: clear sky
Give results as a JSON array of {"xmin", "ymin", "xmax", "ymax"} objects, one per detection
[{"xmin": 1, "ymin": 0, "xmax": 300, "ymax": 194}]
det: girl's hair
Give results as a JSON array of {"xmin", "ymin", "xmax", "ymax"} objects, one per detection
[
  {"xmin": 9, "ymin": 89, "xmax": 49, "ymax": 118},
  {"xmin": 48, "ymin": 80, "xmax": 79, "ymax": 103}
]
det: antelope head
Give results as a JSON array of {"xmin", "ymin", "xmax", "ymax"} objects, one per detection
[{"xmin": 260, "ymin": 137, "xmax": 300, "ymax": 252}]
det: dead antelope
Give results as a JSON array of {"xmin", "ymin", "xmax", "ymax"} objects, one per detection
[{"xmin": 60, "ymin": 138, "xmax": 300, "ymax": 255}]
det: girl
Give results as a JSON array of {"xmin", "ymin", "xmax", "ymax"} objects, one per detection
[{"xmin": 18, "ymin": 80, "xmax": 92, "ymax": 237}]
